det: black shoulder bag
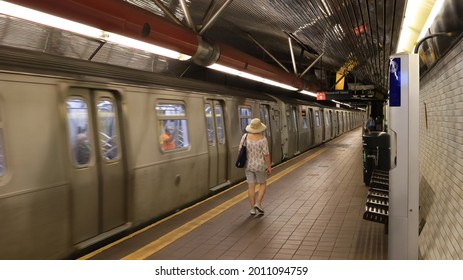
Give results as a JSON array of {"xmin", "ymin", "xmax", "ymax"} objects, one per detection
[{"xmin": 235, "ymin": 134, "xmax": 248, "ymax": 168}]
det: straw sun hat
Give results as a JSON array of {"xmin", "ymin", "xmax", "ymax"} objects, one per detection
[{"xmin": 246, "ymin": 118, "xmax": 267, "ymax": 133}]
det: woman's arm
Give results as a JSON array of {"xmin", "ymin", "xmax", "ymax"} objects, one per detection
[{"xmin": 264, "ymin": 153, "xmax": 271, "ymax": 175}]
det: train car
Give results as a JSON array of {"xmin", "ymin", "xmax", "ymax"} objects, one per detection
[{"xmin": 0, "ymin": 46, "xmax": 364, "ymax": 259}]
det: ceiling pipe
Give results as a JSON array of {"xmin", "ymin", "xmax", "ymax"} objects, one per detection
[{"xmin": 5, "ymin": 0, "xmax": 313, "ymax": 92}]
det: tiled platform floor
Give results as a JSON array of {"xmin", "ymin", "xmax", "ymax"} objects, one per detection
[{"xmin": 85, "ymin": 127, "xmax": 388, "ymax": 260}]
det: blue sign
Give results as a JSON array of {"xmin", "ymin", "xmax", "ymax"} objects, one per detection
[{"xmin": 389, "ymin": 57, "xmax": 401, "ymax": 107}]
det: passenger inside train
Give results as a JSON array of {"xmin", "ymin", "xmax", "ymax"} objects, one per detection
[
  {"xmin": 160, "ymin": 124, "xmax": 177, "ymax": 150},
  {"xmin": 75, "ymin": 130, "xmax": 91, "ymax": 165}
]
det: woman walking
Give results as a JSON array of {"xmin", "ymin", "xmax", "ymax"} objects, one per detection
[{"xmin": 238, "ymin": 118, "xmax": 272, "ymax": 215}]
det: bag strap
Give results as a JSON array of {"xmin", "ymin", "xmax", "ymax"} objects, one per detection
[{"xmin": 241, "ymin": 133, "xmax": 248, "ymax": 147}]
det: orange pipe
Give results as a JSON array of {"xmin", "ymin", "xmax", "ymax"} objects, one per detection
[
  {"xmin": 8, "ymin": 0, "xmax": 199, "ymax": 55},
  {"xmin": 7, "ymin": 0, "xmax": 314, "ymax": 91}
]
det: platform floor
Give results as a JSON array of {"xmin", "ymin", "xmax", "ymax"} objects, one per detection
[{"xmin": 82, "ymin": 127, "xmax": 388, "ymax": 260}]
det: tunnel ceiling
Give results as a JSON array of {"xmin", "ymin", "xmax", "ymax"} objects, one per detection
[{"xmin": 0, "ymin": 0, "xmax": 407, "ymax": 100}]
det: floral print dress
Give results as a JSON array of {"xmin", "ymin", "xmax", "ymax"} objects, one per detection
[{"xmin": 239, "ymin": 134, "xmax": 269, "ymax": 172}]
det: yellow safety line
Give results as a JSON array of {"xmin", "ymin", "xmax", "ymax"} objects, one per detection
[
  {"xmin": 78, "ymin": 179, "xmax": 247, "ymax": 260},
  {"xmin": 121, "ymin": 147, "xmax": 327, "ymax": 260}
]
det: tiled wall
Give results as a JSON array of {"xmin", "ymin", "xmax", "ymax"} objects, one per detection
[{"xmin": 419, "ymin": 37, "xmax": 463, "ymax": 259}]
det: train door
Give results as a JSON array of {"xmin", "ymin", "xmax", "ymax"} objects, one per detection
[
  {"xmin": 324, "ymin": 110, "xmax": 331, "ymax": 140},
  {"xmin": 329, "ymin": 111, "xmax": 335, "ymax": 138},
  {"xmin": 270, "ymin": 107, "xmax": 282, "ymax": 163},
  {"xmin": 320, "ymin": 109, "xmax": 326, "ymax": 142},
  {"xmin": 339, "ymin": 112, "xmax": 344, "ymax": 133},
  {"xmin": 260, "ymin": 104, "xmax": 272, "ymax": 158},
  {"xmin": 65, "ymin": 88, "xmax": 126, "ymax": 244},
  {"xmin": 288, "ymin": 106, "xmax": 300, "ymax": 155},
  {"xmin": 308, "ymin": 108, "xmax": 315, "ymax": 146},
  {"xmin": 205, "ymin": 100, "xmax": 227, "ymax": 188}
]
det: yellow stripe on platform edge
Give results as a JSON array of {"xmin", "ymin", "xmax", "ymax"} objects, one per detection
[{"xmin": 79, "ymin": 147, "xmax": 327, "ymax": 260}]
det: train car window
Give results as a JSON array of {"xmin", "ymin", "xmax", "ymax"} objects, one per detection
[
  {"xmin": 205, "ymin": 104, "xmax": 215, "ymax": 145},
  {"xmin": 156, "ymin": 103, "xmax": 189, "ymax": 151},
  {"xmin": 66, "ymin": 98, "xmax": 92, "ymax": 166},
  {"xmin": 239, "ymin": 106, "xmax": 252, "ymax": 133},
  {"xmin": 215, "ymin": 104, "xmax": 225, "ymax": 144},
  {"xmin": 0, "ymin": 129, "xmax": 5, "ymax": 177},
  {"xmin": 260, "ymin": 105, "xmax": 271, "ymax": 138},
  {"xmin": 97, "ymin": 99, "xmax": 120, "ymax": 161},
  {"xmin": 315, "ymin": 111, "xmax": 321, "ymax": 127},
  {"xmin": 301, "ymin": 110, "xmax": 308, "ymax": 129}
]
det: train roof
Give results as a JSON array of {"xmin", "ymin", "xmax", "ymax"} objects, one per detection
[{"xmin": 0, "ymin": 45, "xmax": 276, "ymax": 102}]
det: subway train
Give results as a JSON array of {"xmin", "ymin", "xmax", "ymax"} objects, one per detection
[{"xmin": 0, "ymin": 46, "xmax": 364, "ymax": 259}]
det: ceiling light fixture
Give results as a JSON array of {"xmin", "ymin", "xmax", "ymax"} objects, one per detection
[
  {"xmin": 417, "ymin": 0, "xmax": 445, "ymax": 40},
  {"xmin": 396, "ymin": 0, "xmax": 445, "ymax": 53},
  {"xmin": 299, "ymin": 90, "xmax": 318, "ymax": 97},
  {"xmin": 0, "ymin": 1, "xmax": 191, "ymax": 60},
  {"xmin": 332, "ymin": 99, "xmax": 352, "ymax": 107},
  {"xmin": 208, "ymin": 63, "xmax": 299, "ymax": 91}
]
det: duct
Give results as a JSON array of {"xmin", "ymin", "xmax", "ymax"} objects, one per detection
[
  {"xmin": 6, "ymin": 0, "xmax": 310, "ymax": 92},
  {"xmin": 191, "ymin": 36, "xmax": 220, "ymax": 66}
]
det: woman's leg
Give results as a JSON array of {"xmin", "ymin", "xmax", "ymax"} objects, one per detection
[
  {"xmin": 256, "ymin": 182, "xmax": 266, "ymax": 207},
  {"xmin": 248, "ymin": 183, "xmax": 256, "ymax": 208}
]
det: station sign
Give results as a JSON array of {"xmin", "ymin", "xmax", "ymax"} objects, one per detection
[{"xmin": 316, "ymin": 90, "xmax": 352, "ymax": 101}]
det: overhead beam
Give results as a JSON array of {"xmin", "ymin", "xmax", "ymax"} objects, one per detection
[
  {"xmin": 286, "ymin": 32, "xmax": 319, "ymax": 55},
  {"xmin": 151, "ymin": 0, "xmax": 183, "ymax": 26},
  {"xmin": 178, "ymin": 0, "xmax": 196, "ymax": 31},
  {"xmin": 299, "ymin": 53, "xmax": 324, "ymax": 78},
  {"xmin": 198, "ymin": 0, "xmax": 234, "ymax": 35},
  {"xmin": 330, "ymin": 72, "xmax": 348, "ymax": 90},
  {"xmin": 247, "ymin": 33, "xmax": 290, "ymax": 73},
  {"xmin": 288, "ymin": 36, "xmax": 298, "ymax": 75}
]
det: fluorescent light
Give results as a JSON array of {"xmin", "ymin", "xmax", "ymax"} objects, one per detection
[
  {"xmin": 0, "ymin": 1, "xmax": 191, "ymax": 60},
  {"xmin": 208, "ymin": 63, "xmax": 298, "ymax": 91},
  {"xmin": 332, "ymin": 99, "xmax": 351, "ymax": 107},
  {"xmin": 396, "ymin": 0, "xmax": 445, "ymax": 53},
  {"xmin": 262, "ymin": 79, "xmax": 298, "ymax": 91},
  {"xmin": 208, "ymin": 64, "xmax": 241, "ymax": 75},
  {"xmin": 417, "ymin": 0, "xmax": 445, "ymax": 41},
  {"xmin": 299, "ymin": 90, "xmax": 317, "ymax": 97},
  {"xmin": 109, "ymin": 33, "xmax": 191, "ymax": 60},
  {"xmin": 0, "ymin": 1, "xmax": 102, "ymax": 37}
]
